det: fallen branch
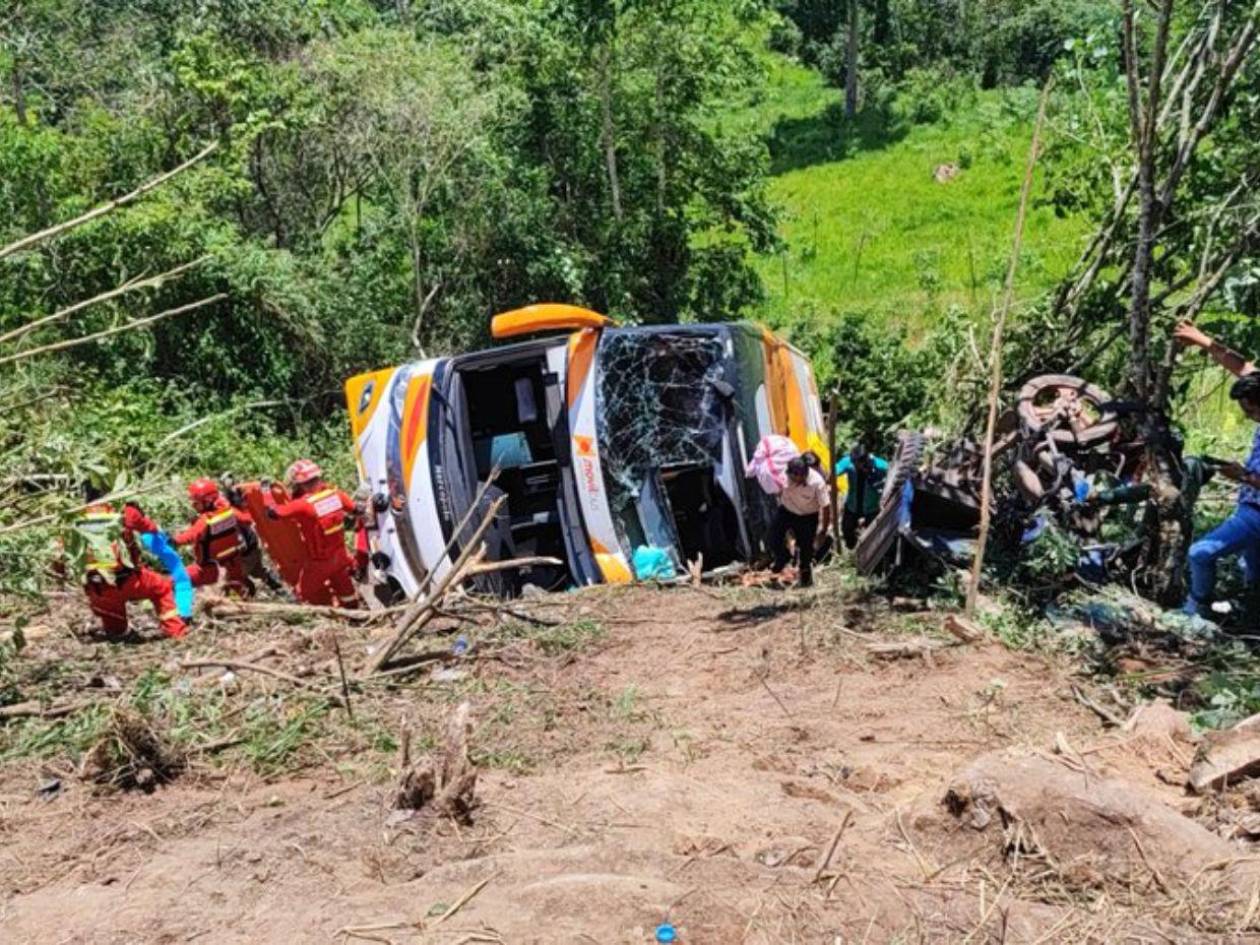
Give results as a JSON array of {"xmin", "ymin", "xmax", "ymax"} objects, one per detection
[
  {"xmin": 432, "ymin": 873, "xmax": 496, "ymax": 927},
  {"xmin": 366, "ymin": 496, "xmax": 506, "ymax": 674},
  {"xmin": 203, "ymin": 598, "xmax": 397, "ymax": 623},
  {"xmin": 0, "ymin": 699, "xmax": 94, "ymax": 721},
  {"xmin": 451, "ymin": 598, "xmax": 561, "ymax": 627},
  {"xmin": 757, "ymin": 673, "xmax": 793, "ymax": 719},
  {"xmin": 811, "ymin": 808, "xmax": 854, "ymax": 884},
  {"xmin": 0, "ymin": 257, "xmax": 208, "ymax": 347},
  {"xmin": 463, "ymin": 555, "xmax": 562, "ymax": 577},
  {"xmin": 0, "ymin": 294, "xmax": 228, "ymax": 367},
  {"xmin": 1072, "ymin": 684, "xmax": 1126, "ymax": 728},
  {"xmin": 180, "ymin": 658, "xmax": 340, "ymax": 706},
  {"xmin": 866, "ymin": 638, "xmax": 949, "ymax": 660}
]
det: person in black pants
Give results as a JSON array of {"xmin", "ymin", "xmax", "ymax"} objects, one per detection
[{"xmin": 769, "ymin": 457, "xmax": 832, "ymax": 588}]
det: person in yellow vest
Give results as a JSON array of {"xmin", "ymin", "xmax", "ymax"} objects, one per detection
[{"xmin": 79, "ymin": 494, "xmax": 187, "ymax": 638}]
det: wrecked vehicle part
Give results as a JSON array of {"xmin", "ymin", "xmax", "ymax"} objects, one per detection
[
  {"xmin": 595, "ymin": 330, "xmax": 743, "ymax": 571},
  {"xmin": 1016, "ymin": 373, "xmax": 1119, "ymax": 447},
  {"xmin": 346, "ymin": 309, "xmax": 828, "ymax": 600},
  {"xmin": 854, "ymin": 375, "xmax": 1150, "ymax": 580}
]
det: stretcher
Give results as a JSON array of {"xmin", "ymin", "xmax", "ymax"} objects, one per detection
[{"xmin": 239, "ymin": 481, "xmax": 333, "ymax": 602}]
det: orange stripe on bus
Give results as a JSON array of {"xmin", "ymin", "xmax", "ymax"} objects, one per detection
[
  {"xmin": 566, "ymin": 329, "xmax": 599, "ymax": 409},
  {"xmin": 400, "ymin": 376, "xmax": 432, "ymax": 487}
]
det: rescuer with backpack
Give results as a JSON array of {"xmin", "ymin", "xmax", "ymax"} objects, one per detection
[
  {"xmin": 173, "ymin": 477, "xmax": 256, "ymax": 597},
  {"xmin": 263, "ymin": 459, "xmax": 362, "ymax": 608}
]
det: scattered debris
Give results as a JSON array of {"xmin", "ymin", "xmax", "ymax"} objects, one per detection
[
  {"xmin": 79, "ymin": 707, "xmax": 183, "ymax": 791},
  {"xmin": 933, "ymin": 163, "xmax": 960, "ymax": 183}
]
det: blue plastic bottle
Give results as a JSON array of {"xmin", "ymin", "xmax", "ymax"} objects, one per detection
[{"xmin": 655, "ymin": 923, "xmax": 677, "ymax": 943}]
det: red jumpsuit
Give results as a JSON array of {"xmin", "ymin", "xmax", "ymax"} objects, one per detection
[
  {"xmin": 82, "ymin": 504, "xmax": 187, "ymax": 638},
  {"xmin": 265, "ymin": 483, "xmax": 361, "ymax": 607},
  {"xmin": 173, "ymin": 498, "xmax": 255, "ymax": 597}
]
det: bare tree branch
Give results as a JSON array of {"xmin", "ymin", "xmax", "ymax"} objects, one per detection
[
  {"xmin": 0, "ymin": 256, "xmax": 208, "ymax": 347},
  {"xmin": 0, "ymin": 294, "xmax": 227, "ymax": 367}
]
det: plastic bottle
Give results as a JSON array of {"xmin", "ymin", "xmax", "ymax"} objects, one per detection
[
  {"xmin": 655, "ymin": 923, "xmax": 677, "ymax": 943},
  {"xmin": 452, "ymin": 635, "xmax": 469, "ymax": 657}
]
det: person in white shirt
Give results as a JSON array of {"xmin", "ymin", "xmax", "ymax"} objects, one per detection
[{"xmin": 770, "ymin": 457, "xmax": 832, "ymax": 588}]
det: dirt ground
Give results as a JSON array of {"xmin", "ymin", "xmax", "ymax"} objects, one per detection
[{"xmin": 1, "ymin": 578, "xmax": 1256, "ymax": 944}]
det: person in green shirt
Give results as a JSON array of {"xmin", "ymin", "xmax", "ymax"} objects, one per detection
[{"xmin": 834, "ymin": 443, "xmax": 889, "ymax": 548}]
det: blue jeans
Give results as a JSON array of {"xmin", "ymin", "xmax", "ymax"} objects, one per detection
[{"xmin": 1184, "ymin": 502, "xmax": 1260, "ymax": 615}]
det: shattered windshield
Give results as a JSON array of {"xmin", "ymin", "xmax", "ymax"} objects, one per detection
[{"xmin": 595, "ymin": 331, "xmax": 729, "ymax": 523}]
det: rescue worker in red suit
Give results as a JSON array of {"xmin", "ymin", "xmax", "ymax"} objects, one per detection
[
  {"xmin": 81, "ymin": 497, "xmax": 187, "ymax": 639},
  {"xmin": 173, "ymin": 478, "xmax": 256, "ymax": 597},
  {"xmin": 263, "ymin": 460, "xmax": 362, "ymax": 608}
]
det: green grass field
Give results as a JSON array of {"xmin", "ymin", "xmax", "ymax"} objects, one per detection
[{"xmin": 742, "ymin": 58, "xmax": 1089, "ymax": 337}]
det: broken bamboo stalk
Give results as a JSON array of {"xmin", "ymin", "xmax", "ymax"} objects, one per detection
[
  {"xmin": 0, "ymin": 294, "xmax": 228, "ymax": 367},
  {"xmin": 462, "ymin": 555, "xmax": 562, "ymax": 577},
  {"xmin": 365, "ymin": 549, "xmax": 487, "ymax": 675},
  {"xmin": 365, "ymin": 497, "xmax": 505, "ymax": 673},
  {"xmin": 0, "ymin": 256, "xmax": 208, "ymax": 347},
  {"xmin": 826, "ymin": 388, "xmax": 841, "ymax": 549},
  {"xmin": 180, "ymin": 658, "xmax": 342, "ymax": 706},
  {"xmin": 965, "ymin": 78, "xmax": 1052, "ymax": 618},
  {"xmin": 409, "ymin": 469, "xmax": 501, "ymax": 604},
  {"xmin": 203, "ymin": 598, "xmax": 397, "ymax": 622}
]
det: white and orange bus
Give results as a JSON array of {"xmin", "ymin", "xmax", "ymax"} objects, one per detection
[{"xmin": 345, "ymin": 304, "xmax": 827, "ymax": 601}]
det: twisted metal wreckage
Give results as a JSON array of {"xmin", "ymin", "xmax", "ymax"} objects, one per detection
[{"xmin": 854, "ymin": 373, "xmax": 1219, "ymax": 595}]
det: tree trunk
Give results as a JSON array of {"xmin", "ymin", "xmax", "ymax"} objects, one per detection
[
  {"xmin": 11, "ymin": 56, "xmax": 27, "ymax": 126},
  {"xmin": 844, "ymin": 0, "xmax": 860, "ymax": 119},
  {"xmin": 654, "ymin": 62, "xmax": 666, "ymax": 219},
  {"xmin": 872, "ymin": 0, "xmax": 892, "ymax": 47},
  {"xmin": 599, "ymin": 44, "xmax": 624, "ymax": 222},
  {"xmin": 409, "ymin": 227, "xmax": 428, "ymax": 357},
  {"xmin": 1122, "ymin": 0, "xmax": 1184, "ymax": 606}
]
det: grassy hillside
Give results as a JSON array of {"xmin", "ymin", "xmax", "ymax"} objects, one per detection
[{"xmin": 741, "ymin": 59, "xmax": 1089, "ymax": 337}]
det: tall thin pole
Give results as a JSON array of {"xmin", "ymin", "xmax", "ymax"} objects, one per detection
[{"xmin": 965, "ymin": 79, "xmax": 1053, "ymax": 617}]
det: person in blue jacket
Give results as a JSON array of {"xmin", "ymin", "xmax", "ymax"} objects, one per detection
[
  {"xmin": 834, "ymin": 443, "xmax": 888, "ymax": 548},
  {"xmin": 1175, "ymin": 321, "xmax": 1260, "ymax": 618}
]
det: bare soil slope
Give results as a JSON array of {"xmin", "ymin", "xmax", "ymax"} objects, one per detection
[{"xmin": 0, "ymin": 582, "xmax": 1252, "ymax": 944}]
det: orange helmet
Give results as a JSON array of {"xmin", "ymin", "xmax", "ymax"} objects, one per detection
[
  {"xmin": 286, "ymin": 459, "xmax": 322, "ymax": 488},
  {"xmin": 188, "ymin": 477, "xmax": 219, "ymax": 506}
]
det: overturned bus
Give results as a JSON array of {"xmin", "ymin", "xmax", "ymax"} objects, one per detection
[{"xmin": 345, "ymin": 305, "xmax": 827, "ymax": 601}]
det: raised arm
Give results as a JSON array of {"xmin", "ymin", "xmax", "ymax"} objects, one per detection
[
  {"xmin": 172, "ymin": 516, "xmax": 206, "ymax": 547},
  {"xmin": 1174, "ymin": 321, "xmax": 1256, "ymax": 377}
]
